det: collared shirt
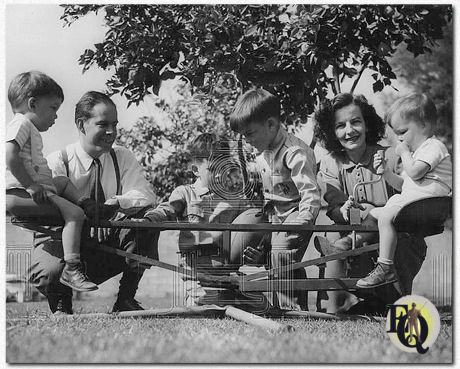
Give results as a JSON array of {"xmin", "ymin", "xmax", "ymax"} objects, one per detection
[
  {"xmin": 319, "ymin": 144, "xmax": 398, "ymax": 223},
  {"xmin": 6, "ymin": 113, "xmax": 55, "ymax": 191},
  {"xmin": 256, "ymin": 127, "xmax": 320, "ymax": 223},
  {"xmin": 144, "ymin": 178, "xmax": 248, "ymax": 249},
  {"xmin": 46, "ymin": 141, "xmax": 156, "ymax": 208}
]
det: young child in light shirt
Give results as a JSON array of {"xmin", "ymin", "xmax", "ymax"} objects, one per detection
[
  {"xmin": 6, "ymin": 71, "xmax": 98, "ymax": 292},
  {"xmin": 356, "ymin": 93, "xmax": 452, "ymax": 288}
]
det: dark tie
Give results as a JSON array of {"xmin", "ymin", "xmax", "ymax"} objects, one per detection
[{"xmin": 90, "ymin": 158, "xmax": 106, "ymax": 204}]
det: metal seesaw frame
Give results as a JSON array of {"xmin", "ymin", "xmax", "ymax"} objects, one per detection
[{"xmin": 9, "ymin": 194, "xmax": 451, "ymax": 330}]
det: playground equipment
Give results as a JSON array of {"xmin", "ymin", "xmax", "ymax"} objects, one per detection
[{"xmin": 7, "ymin": 165, "xmax": 452, "ymax": 329}]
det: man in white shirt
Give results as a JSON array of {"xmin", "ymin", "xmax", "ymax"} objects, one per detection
[{"xmin": 29, "ymin": 91, "xmax": 158, "ymax": 314}]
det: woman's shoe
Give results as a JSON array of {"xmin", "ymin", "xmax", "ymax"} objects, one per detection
[{"xmin": 314, "ymin": 236, "xmax": 344, "ymax": 256}]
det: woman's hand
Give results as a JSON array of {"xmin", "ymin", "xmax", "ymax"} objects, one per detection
[
  {"xmin": 340, "ymin": 196, "xmax": 365, "ymax": 222},
  {"xmin": 373, "ymin": 150, "xmax": 386, "ymax": 174},
  {"xmin": 395, "ymin": 141, "xmax": 410, "ymax": 156}
]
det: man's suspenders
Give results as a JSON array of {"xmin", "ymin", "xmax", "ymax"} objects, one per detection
[{"xmin": 60, "ymin": 148, "xmax": 121, "ymax": 195}]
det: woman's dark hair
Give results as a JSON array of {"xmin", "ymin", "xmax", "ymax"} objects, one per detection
[
  {"xmin": 75, "ymin": 91, "xmax": 116, "ymax": 124},
  {"xmin": 313, "ymin": 93, "xmax": 386, "ymax": 154}
]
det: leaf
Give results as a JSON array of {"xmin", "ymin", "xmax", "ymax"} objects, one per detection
[
  {"xmin": 244, "ymin": 25, "xmax": 258, "ymax": 37},
  {"xmin": 278, "ymin": 13, "xmax": 290, "ymax": 23},
  {"xmin": 160, "ymin": 70, "xmax": 177, "ymax": 80},
  {"xmin": 372, "ymin": 80, "xmax": 384, "ymax": 92},
  {"xmin": 342, "ymin": 66, "xmax": 358, "ymax": 77}
]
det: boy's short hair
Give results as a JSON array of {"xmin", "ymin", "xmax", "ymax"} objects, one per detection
[
  {"xmin": 385, "ymin": 93, "xmax": 437, "ymax": 128},
  {"xmin": 189, "ymin": 133, "xmax": 230, "ymax": 164},
  {"xmin": 75, "ymin": 91, "xmax": 116, "ymax": 124},
  {"xmin": 8, "ymin": 71, "xmax": 64, "ymax": 110},
  {"xmin": 229, "ymin": 88, "xmax": 280, "ymax": 132}
]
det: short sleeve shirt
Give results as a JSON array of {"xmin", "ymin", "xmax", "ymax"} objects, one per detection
[
  {"xmin": 6, "ymin": 114, "xmax": 55, "ymax": 191},
  {"xmin": 401, "ymin": 137, "xmax": 452, "ymax": 195}
]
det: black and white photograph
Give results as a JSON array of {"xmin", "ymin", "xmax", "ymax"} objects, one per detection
[{"xmin": 4, "ymin": 2, "xmax": 453, "ymax": 364}]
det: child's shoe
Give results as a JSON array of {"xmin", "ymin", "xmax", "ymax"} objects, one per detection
[
  {"xmin": 60, "ymin": 261, "xmax": 98, "ymax": 292},
  {"xmin": 356, "ymin": 262, "xmax": 397, "ymax": 288},
  {"xmin": 314, "ymin": 236, "xmax": 344, "ymax": 256}
]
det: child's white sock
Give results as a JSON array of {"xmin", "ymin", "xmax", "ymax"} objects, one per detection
[
  {"xmin": 377, "ymin": 257, "xmax": 393, "ymax": 265},
  {"xmin": 64, "ymin": 254, "xmax": 80, "ymax": 263}
]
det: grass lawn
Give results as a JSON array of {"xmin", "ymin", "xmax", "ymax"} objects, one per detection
[{"xmin": 6, "ymin": 298, "xmax": 452, "ymax": 364}]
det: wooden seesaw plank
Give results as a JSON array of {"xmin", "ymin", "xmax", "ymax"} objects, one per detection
[
  {"xmin": 240, "ymin": 278, "xmax": 360, "ymax": 291},
  {"xmin": 270, "ymin": 310, "xmax": 341, "ymax": 321},
  {"xmin": 225, "ymin": 306, "xmax": 294, "ymax": 332},
  {"xmin": 51, "ymin": 305, "xmax": 293, "ymax": 332},
  {"xmin": 243, "ymin": 243, "xmax": 379, "ymax": 282},
  {"xmin": 87, "ymin": 243, "xmax": 241, "ymax": 287},
  {"xmin": 87, "ymin": 243, "xmax": 193, "ymax": 277},
  {"xmin": 52, "ymin": 305, "xmax": 227, "ymax": 319}
]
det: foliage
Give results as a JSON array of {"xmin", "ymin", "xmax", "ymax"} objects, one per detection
[
  {"xmin": 62, "ymin": 4, "xmax": 452, "ymax": 125},
  {"xmin": 116, "ymin": 80, "xmax": 243, "ymax": 202},
  {"xmin": 387, "ymin": 23, "xmax": 453, "ymax": 152},
  {"xmin": 62, "ymin": 5, "xmax": 452, "ymax": 200}
]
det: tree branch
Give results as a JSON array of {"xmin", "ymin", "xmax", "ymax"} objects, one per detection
[
  {"xmin": 332, "ymin": 64, "xmax": 341, "ymax": 94},
  {"xmin": 350, "ymin": 58, "xmax": 370, "ymax": 93}
]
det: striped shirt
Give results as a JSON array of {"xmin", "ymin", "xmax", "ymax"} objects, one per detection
[{"xmin": 6, "ymin": 114, "xmax": 55, "ymax": 191}]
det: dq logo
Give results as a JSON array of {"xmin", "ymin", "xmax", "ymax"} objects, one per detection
[{"xmin": 386, "ymin": 295, "xmax": 441, "ymax": 354}]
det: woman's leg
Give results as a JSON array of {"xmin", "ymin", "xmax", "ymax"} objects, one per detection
[
  {"xmin": 324, "ymin": 258, "xmax": 361, "ymax": 313},
  {"xmin": 333, "ymin": 214, "xmax": 379, "ymax": 250}
]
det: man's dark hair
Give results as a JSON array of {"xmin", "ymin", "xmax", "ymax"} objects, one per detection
[
  {"xmin": 229, "ymin": 88, "xmax": 280, "ymax": 132},
  {"xmin": 313, "ymin": 93, "xmax": 386, "ymax": 154},
  {"xmin": 8, "ymin": 71, "xmax": 64, "ymax": 111},
  {"xmin": 75, "ymin": 91, "xmax": 116, "ymax": 124}
]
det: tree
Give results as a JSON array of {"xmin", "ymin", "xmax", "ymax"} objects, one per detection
[
  {"xmin": 116, "ymin": 80, "xmax": 260, "ymax": 202},
  {"xmin": 387, "ymin": 22, "xmax": 453, "ymax": 152},
  {"xmin": 62, "ymin": 4, "xmax": 452, "ymax": 126},
  {"xmin": 61, "ymin": 5, "xmax": 452, "ymax": 201}
]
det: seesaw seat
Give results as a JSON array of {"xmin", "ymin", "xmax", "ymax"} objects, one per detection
[{"xmin": 394, "ymin": 196, "xmax": 452, "ymax": 237}]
